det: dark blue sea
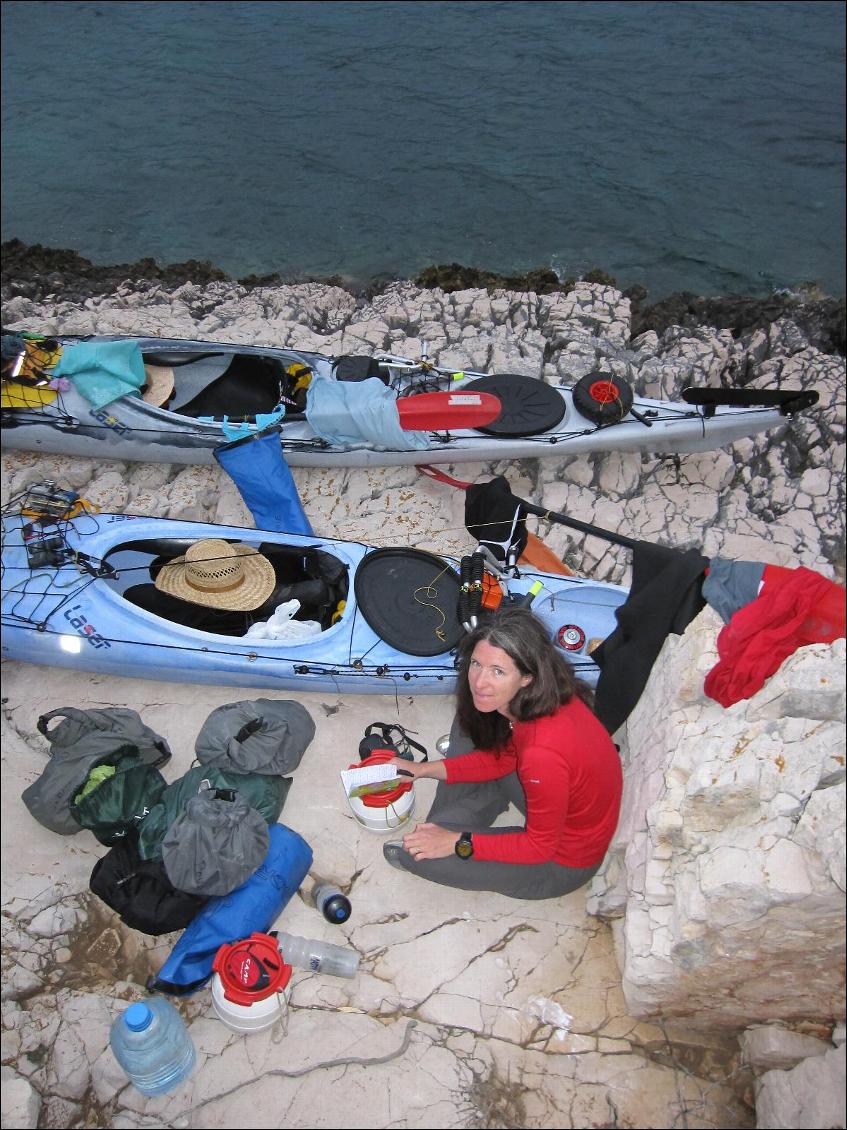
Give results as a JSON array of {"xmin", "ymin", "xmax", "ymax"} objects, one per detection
[{"xmin": 2, "ymin": 0, "xmax": 844, "ymax": 298}]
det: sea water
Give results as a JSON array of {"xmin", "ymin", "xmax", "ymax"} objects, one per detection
[{"xmin": 1, "ymin": 1, "xmax": 844, "ymax": 298}]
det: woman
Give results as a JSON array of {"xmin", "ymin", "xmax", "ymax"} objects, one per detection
[{"xmin": 382, "ymin": 607, "xmax": 622, "ymax": 899}]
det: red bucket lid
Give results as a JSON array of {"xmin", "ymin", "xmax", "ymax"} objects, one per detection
[
  {"xmin": 212, "ymin": 932, "xmax": 292, "ymax": 1005},
  {"xmin": 347, "ymin": 751, "xmax": 413, "ymax": 808}
]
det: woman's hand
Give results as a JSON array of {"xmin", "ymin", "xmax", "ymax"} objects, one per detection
[
  {"xmin": 402, "ymin": 822, "xmax": 460, "ymax": 860},
  {"xmin": 384, "ymin": 757, "xmax": 447, "ymax": 781}
]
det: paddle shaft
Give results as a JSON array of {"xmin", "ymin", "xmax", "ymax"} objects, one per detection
[
  {"xmin": 417, "ymin": 464, "xmax": 638, "ymax": 552},
  {"xmin": 519, "ymin": 498, "xmax": 638, "ymax": 550}
]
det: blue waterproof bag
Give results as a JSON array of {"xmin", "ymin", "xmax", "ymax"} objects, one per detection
[
  {"xmin": 149, "ymin": 823, "xmax": 313, "ymax": 995},
  {"xmin": 214, "ymin": 428, "xmax": 313, "ymax": 535}
]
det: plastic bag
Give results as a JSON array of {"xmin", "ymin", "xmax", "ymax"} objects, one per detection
[{"xmin": 244, "ymin": 599, "xmax": 322, "ymax": 641}]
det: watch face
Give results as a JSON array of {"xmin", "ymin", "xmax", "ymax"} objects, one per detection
[{"xmin": 456, "ymin": 835, "xmax": 473, "ymax": 859}]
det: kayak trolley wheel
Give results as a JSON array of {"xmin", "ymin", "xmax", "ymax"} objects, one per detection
[{"xmin": 573, "ymin": 373, "xmax": 634, "ymax": 424}]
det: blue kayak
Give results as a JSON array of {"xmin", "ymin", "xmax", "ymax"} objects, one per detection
[{"xmin": 1, "ymin": 503, "xmax": 627, "ymax": 695}]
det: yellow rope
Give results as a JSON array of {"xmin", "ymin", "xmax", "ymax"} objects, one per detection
[{"xmin": 413, "ymin": 564, "xmax": 452, "ymax": 642}]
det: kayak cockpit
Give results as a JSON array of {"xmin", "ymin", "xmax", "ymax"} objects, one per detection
[
  {"xmin": 141, "ymin": 350, "xmax": 300, "ymax": 421},
  {"xmin": 101, "ymin": 537, "xmax": 349, "ymax": 638}
]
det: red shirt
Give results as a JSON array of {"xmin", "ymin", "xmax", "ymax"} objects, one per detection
[{"xmin": 444, "ymin": 698, "xmax": 622, "ymax": 867}]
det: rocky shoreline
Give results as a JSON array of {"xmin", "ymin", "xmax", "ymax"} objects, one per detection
[
  {"xmin": 1, "ymin": 271, "xmax": 845, "ymax": 1129},
  {"xmin": 3, "ymin": 238, "xmax": 846, "ymax": 355}
]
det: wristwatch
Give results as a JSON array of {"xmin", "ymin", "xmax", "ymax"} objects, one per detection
[{"xmin": 455, "ymin": 832, "xmax": 474, "ymax": 860}]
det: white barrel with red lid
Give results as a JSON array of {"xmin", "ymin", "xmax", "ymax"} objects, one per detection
[{"xmin": 210, "ymin": 932, "xmax": 292, "ymax": 1034}]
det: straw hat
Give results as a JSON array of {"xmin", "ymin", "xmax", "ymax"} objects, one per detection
[
  {"xmin": 141, "ymin": 363, "xmax": 175, "ymax": 407},
  {"xmin": 154, "ymin": 540, "xmax": 276, "ymax": 610}
]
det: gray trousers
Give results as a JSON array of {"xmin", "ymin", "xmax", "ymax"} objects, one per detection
[{"xmin": 394, "ymin": 716, "xmax": 601, "ymax": 900}]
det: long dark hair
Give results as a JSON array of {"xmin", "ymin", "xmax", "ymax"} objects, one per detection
[{"xmin": 455, "ymin": 607, "xmax": 595, "ymax": 751}]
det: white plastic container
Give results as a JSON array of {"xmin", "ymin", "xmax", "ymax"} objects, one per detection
[
  {"xmin": 312, "ymin": 880, "xmax": 352, "ymax": 923},
  {"xmin": 211, "ymin": 972, "xmax": 289, "ymax": 1034},
  {"xmin": 210, "ymin": 933, "xmax": 292, "ymax": 1035},
  {"xmin": 347, "ymin": 787, "xmax": 415, "ymax": 832},
  {"xmin": 345, "ymin": 752, "xmax": 415, "ymax": 833},
  {"xmin": 277, "ymin": 931, "xmax": 360, "ymax": 978}
]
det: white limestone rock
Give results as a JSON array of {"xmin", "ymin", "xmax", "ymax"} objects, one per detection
[
  {"xmin": 0, "ymin": 1067, "xmax": 42, "ymax": 1129},
  {"xmin": 741, "ymin": 1024, "xmax": 831, "ymax": 1072},
  {"xmin": 590, "ymin": 606, "xmax": 846, "ymax": 1030},
  {"xmin": 27, "ymin": 903, "xmax": 83, "ymax": 940},
  {"xmin": 755, "ymin": 1043, "xmax": 846, "ymax": 1129},
  {"xmin": 792, "ymin": 782, "xmax": 847, "ymax": 891}
]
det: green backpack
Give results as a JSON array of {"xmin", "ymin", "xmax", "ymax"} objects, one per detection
[
  {"xmin": 69, "ymin": 745, "xmax": 168, "ymax": 846},
  {"xmin": 136, "ymin": 765, "xmax": 290, "ymax": 861}
]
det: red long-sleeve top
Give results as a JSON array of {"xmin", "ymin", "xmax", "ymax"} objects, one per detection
[{"xmin": 444, "ymin": 698, "xmax": 622, "ymax": 867}]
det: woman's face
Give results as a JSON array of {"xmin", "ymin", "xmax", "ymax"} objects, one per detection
[{"xmin": 467, "ymin": 639, "xmax": 532, "ymax": 716}]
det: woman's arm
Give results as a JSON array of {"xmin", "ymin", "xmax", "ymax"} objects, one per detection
[
  {"xmin": 385, "ymin": 745, "xmax": 518, "ymax": 783},
  {"xmin": 384, "ymin": 757, "xmax": 446, "ymax": 781}
]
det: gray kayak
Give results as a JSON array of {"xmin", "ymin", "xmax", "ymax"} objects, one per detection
[{"xmin": 0, "ymin": 333, "xmax": 818, "ymax": 468}]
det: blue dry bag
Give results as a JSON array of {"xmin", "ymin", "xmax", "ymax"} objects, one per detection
[
  {"xmin": 214, "ymin": 428, "xmax": 313, "ymax": 535},
  {"xmin": 149, "ymin": 823, "xmax": 313, "ymax": 995}
]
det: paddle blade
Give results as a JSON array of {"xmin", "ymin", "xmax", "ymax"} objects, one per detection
[
  {"xmin": 519, "ymin": 532, "xmax": 575, "ymax": 576},
  {"xmin": 397, "ymin": 391, "xmax": 501, "ymax": 431},
  {"xmin": 681, "ymin": 386, "xmax": 819, "ymax": 415}
]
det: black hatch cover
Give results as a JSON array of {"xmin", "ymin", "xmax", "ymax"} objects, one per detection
[
  {"xmin": 461, "ymin": 373, "xmax": 566, "ymax": 437},
  {"xmin": 354, "ymin": 548, "xmax": 463, "ymax": 657}
]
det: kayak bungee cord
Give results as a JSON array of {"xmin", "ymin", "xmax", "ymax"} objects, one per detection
[{"xmin": 0, "ymin": 617, "xmax": 458, "ymax": 682}]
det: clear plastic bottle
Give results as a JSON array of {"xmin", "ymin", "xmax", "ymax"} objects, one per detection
[
  {"xmin": 276, "ymin": 931, "xmax": 360, "ymax": 978},
  {"xmin": 110, "ymin": 998, "xmax": 196, "ymax": 1096},
  {"xmin": 311, "ymin": 881, "xmax": 352, "ymax": 924}
]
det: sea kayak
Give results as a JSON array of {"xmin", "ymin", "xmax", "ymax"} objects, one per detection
[
  {"xmin": 1, "ymin": 498, "xmax": 627, "ymax": 694},
  {"xmin": 0, "ymin": 333, "xmax": 818, "ymax": 468}
]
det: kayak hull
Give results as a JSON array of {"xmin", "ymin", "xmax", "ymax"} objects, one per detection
[
  {"xmin": 1, "ymin": 512, "xmax": 627, "ymax": 694},
  {"xmin": 1, "ymin": 335, "xmax": 794, "ymax": 468}
]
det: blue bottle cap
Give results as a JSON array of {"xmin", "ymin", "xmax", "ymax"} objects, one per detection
[
  {"xmin": 323, "ymin": 894, "xmax": 352, "ymax": 923},
  {"xmin": 124, "ymin": 1002, "xmax": 153, "ymax": 1032}
]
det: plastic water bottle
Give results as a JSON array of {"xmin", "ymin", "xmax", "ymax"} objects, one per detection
[
  {"xmin": 312, "ymin": 881, "xmax": 352, "ymax": 924},
  {"xmin": 512, "ymin": 580, "xmax": 544, "ymax": 608},
  {"xmin": 110, "ymin": 998, "xmax": 196, "ymax": 1096},
  {"xmin": 277, "ymin": 931, "xmax": 360, "ymax": 978}
]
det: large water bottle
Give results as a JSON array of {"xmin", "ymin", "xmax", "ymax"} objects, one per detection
[
  {"xmin": 110, "ymin": 998, "xmax": 196, "ymax": 1096},
  {"xmin": 277, "ymin": 931, "xmax": 360, "ymax": 978}
]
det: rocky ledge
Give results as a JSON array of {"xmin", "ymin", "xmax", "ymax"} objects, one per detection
[
  {"xmin": 1, "ymin": 273, "xmax": 845, "ymax": 1129},
  {"xmin": 3, "ymin": 239, "xmax": 846, "ymax": 355}
]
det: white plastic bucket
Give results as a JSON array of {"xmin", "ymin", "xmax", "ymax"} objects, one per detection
[
  {"xmin": 211, "ymin": 973, "xmax": 288, "ymax": 1034},
  {"xmin": 347, "ymin": 787, "xmax": 415, "ymax": 833},
  {"xmin": 346, "ymin": 752, "xmax": 416, "ymax": 833},
  {"xmin": 210, "ymin": 933, "xmax": 292, "ymax": 1035}
]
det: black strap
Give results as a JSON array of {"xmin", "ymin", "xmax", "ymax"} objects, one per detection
[
  {"xmin": 235, "ymin": 717, "xmax": 264, "ymax": 743},
  {"xmin": 36, "ymin": 707, "xmax": 92, "ymax": 739},
  {"xmin": 363, "ymin": 722, "xmax": 428, "ymax": 761}
]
